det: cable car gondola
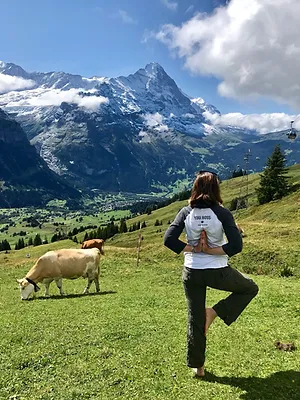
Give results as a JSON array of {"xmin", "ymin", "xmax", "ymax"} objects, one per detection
[{"xmin": 287, "ymin": 120, "xmax": 297, "ymax": 140}]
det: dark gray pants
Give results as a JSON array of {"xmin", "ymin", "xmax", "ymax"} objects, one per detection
[{"xmin": 182, "ymin": 265, "xmax": 259, "ymax": 368}]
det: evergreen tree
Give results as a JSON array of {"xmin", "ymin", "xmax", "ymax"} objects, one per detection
[
  {"xmin": 15, "ymin": 238, "xmax": 25, "ymax": 250},
  {"xmin": 83, "ymin": 232, "xmax": 89, "ymax": 241},
  {"xmin": 119, "ymin": 219, "xmax": 128, "ymax": 233},
  {"xmin": 145, "ymin": 206, "xmax": 152, "ymax": 215},
  {"xmin": 28, "ymin": 237, "xmax": 33, "ymax": 246},
  {"xmin": 33, "ymin": 234, "xmax": 42, "ymax": 246},
  {"xmin": 1, "ymin": 239, "xmax": 11, "ymax": 251},
  {"xmin": 256, "ymin": 145, "xmax": 290, "ymax": 205},
  {"xmin": 232, "ymin": 168, "xmax": 245, "ymax": 178},
  {"xmin": 96, "ymin": 227, "xmax": 102, "ymax": 238},
  {"xmin": 51, "ymin": 233, "xmax": 58, "ymax": 243}
]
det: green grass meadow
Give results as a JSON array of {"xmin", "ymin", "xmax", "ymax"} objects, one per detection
[{"xmin": 1, "ymin": 167, "xmax": 300, "ymax": 399}]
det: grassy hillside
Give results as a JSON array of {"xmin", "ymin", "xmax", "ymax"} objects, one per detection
[
  {"xmin": 0, "ymin": 241, "xmax": 299, "ymax": 399},
  {"xmin": 0, "ymin": 166, "xmax": 300, "ymax": 399},
  {"xmin": 108, "ymin": 163, "xmax": 300, "ymax": 278}
]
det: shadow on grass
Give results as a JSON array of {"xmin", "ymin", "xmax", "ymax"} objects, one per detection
[
  {"xmin": 30, "ymin": 291, "xmax": 117, "ymax": 301},
  {"xmin": 202, "ymin": 370, "xmax": 300, "ymax": 400}
]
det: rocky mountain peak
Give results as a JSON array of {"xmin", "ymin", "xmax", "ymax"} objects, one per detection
[{"xmin": 0, "ymin": 61, "xmax": 29, "ymax": 79}]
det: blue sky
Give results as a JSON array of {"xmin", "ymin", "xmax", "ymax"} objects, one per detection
[{"xmin": 0, "ymin": 0, "xmax": 296, "ymax": 115}]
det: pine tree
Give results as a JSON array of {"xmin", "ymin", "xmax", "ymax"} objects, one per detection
[
  {"xmin": 83, "ymin": 232, "xmax": 88, "ymax": 241},
  {"xmin": 15, "ymin": 238, "xmax": 25, "ymax": 250},
  {"xmin": 256, "ymin": 145, "xmax": 290, "ymax": 205},
  {"xmin": 28, "ymin": 237, "xmax": 33, "ymax": 246},
  {"xmin": 51, "ymin": 233, "xmax": 58, "ymax": 243},
  {"xmin": 232, "ymin": 168, "xmax": 245, "ymax": 178},
  {"xmin": 1, "ymin": 239, "xmax": 11, "ymax": 251},
  {"xmin": 119, "ymin": 219, "xmax": 128, "ymax": 233},
  {"xmin": 33, "ymin": 234, "xmax": 42, "ymax": 246}
]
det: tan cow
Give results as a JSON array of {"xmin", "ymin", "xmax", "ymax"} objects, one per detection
[
  {"xmin": 81, "ymin": 239, "xmax": 105, "ymax": 254},
  {"xmin": 17, "ymin": 248, "xmax": 101, "ymax": 300}
]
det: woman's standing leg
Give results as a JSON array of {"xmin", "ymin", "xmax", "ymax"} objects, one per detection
[{"xmin": 182, "ymin": 267, "xmax": 207, "ymax": 373}]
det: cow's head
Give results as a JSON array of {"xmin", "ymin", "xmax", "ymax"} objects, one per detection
[{"xmin": 17, "ymin": 278, "xmax": 40, "ymax": 300}]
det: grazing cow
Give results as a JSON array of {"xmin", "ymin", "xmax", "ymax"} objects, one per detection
[
  {"xmin": 17, "ymin": 248, "xmax": 101, "ymax": 300},
  {"xmin": 81, "ymin": 239, "xmax": 105, "ymax": 254}
]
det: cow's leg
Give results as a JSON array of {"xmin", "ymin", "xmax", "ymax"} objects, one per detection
[
  {"xmin": 83, "ymin": 278, "xmax": 93, "ymax": 294},
  {"xmin": 94, "ymin": 276, "xmax": 100, "ymax": 293},
  {"xmin": 44, "ymin": 279, "xmax": 53, "ymax": 297},
  {"xmin": 55, "ymin": 278, "xmax": 65, "ymax": 296}
]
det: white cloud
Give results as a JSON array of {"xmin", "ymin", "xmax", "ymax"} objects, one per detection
[
  {"xmin": 118, "ymin": 9, "xmax": 137, "ymax": 24},
  {"xmin": 0, "ymin": 73, "xmax": 35, "ymax": 94},
  {"xmin": 156, "ymin": 0, "xmax": 300, "ymax": 109},
  {"xmin": 204, "ymin": 111, "xmax": 300, "ymax": 134},
  {"xmin": 143, "ymin": 112, "xmax": 169, "ymax": 131},
  {"xmin": 161, "ymin": 0, "xmax": 178, "ymax": 11},
  {"xmin": 141, "ymin": 29, "xmax": 156, "ymax": 44},
  {"xmin": 143, "ymin": 112, "xmax": 164, "ymax": 127},
  {"xmin": 17, "ymin": 88, "xmax": 109, "ymax": 111},
  {"xmin": 185, "ymin": 5, "xmax": 194, "ymax": 14}
]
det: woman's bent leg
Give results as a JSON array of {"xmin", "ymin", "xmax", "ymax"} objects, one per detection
[
  {"xmin": 208, "ymin": 266, "xmax": 258, "ymax": 326},
  {"xmin": 182, "ymin": 267, "xmax": 207, "ymax": 368}
]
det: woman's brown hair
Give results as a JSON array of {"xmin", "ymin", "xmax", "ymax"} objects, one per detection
[{"xmin": 189, "ymin": 171, "xmax": 223, "ymax": 207}]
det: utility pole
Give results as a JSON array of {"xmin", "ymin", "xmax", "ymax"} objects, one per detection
[
  {"xmin": 136, "ymin": 226, "xmax": 142, "ymax": 268},
  {"xmin": 236, "ymin": 149, "xmax": 252, "ymax": 211},
  {"xmin": 244, "ymin": 149, "xmax": 252, "ymax": 208}
]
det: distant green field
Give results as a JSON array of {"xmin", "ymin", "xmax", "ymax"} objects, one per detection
[
  {"xmin": 2, "ymin": 164, "xmax": 300, "ymax": 277},
  {"xmin": 0, "ymin": 208, "xmax": 130, "ymax": 247}
]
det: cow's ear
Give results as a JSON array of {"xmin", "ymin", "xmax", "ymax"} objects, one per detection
[{"xmin": 16, "ymin": 279, "xmax": 23, "ymax": 284}]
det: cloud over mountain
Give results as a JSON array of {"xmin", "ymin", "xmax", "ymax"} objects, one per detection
[
  {"xmin": 204, "ymin": 111, "xmax": 300, "ymax": 134},
  {"xmin": 6, "ymin": 88, "xmax": 109, "ymax": 111},
  {"xmin": 156, "ymin": 0, "xmax": 300, "ymax": 109},
  {"xmin": 0, "ymin": 73, "xmax": 35, "ymax": 94}
]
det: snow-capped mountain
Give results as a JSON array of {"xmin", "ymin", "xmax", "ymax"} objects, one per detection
[
  {"xmin": 0, "ymin": 61, "xmax": 299, "ymax": 194},
  {"xmin": 0, "ymin": 61, "xmax": 218, "ymax": 134}
]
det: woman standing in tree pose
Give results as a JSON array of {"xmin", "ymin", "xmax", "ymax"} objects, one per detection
[{"xmin": 163, "ymin": 171, "xmax": 258, "ymax": 377}]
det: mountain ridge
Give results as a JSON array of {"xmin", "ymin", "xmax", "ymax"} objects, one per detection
[
  {"xmin": 0, "ymin": 108, "xmax": 80, "ymax": 207},
  {"xmin": 0, "ymin": 60, "xmax": 300, "ymax": 196}
]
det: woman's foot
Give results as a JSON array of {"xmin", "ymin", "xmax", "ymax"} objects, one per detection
[
  {"xmin": 205, "ymin": 308, "xmax": 217, "ymax": 335},
  {"xmin": 192, "ymin": 366, "xmax": 205, "ymax": 377}
]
